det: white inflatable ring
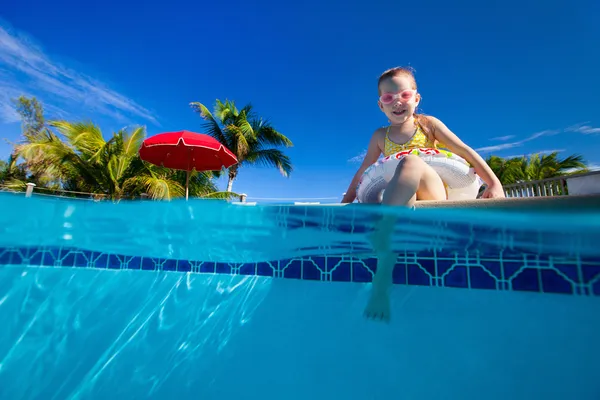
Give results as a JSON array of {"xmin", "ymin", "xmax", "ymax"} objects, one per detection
[{"xmin": 356, "ymin": 148, "xmax": 483, "ymax": 203}]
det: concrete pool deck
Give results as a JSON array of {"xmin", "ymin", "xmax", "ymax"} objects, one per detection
[
  {"xmin": 259, "ymin": 195, "xmax": 600, "ymax": 211},
  {"xmin": 413, "ymin": 194, "xmax": 600, "ymax": 211}
]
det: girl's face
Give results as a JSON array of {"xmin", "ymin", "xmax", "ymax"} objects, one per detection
[{"xmin": 378, "ymin": 75, "xmax": 420, "ymax": 125}]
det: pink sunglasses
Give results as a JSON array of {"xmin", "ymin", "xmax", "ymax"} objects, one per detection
[{"xmin": 379, "ymin": 89, "xmax": 417, "ymax": 105}]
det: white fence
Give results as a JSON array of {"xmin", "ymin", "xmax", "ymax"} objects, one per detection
[
  {"xmin": 3, "ymin": 170, "xmax": 600, "ymax": 202},
  {"xmin": 502, "ymin": 170, "xmax": 600, "ymax": 198}
]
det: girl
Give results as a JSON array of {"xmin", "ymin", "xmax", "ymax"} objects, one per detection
[{"xmin": 342, "ymin": 66, "xmax": 505, "ymax": 322}]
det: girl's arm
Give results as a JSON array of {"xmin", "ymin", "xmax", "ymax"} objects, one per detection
[
  {"xmin": 342, "ymin": 130, "xmax": 383, "ymax": 203},
  {"xmin": 428, "ymin": 116, "xmax": 505, "ymax": 198}
]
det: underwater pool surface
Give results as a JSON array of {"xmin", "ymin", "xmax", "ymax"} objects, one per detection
[{"xmin": 0, "ymin": 193, "xmax": 599, "ymax": 399}]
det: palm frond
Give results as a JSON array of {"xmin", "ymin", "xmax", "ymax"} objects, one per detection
[
  {"xmin": 245, "ymin": 149, "xmax": 293, "ymax": 177},
  {"xmin": 123, "ymin": 175, "xmax": 185, "ymax": 200},
  {"xmin": 224, "ymin": 124, "xmax": 250, "ymax": 158},
  {"xmin": 1, "ymin": 178, "xmax": 27, "ymax": 191},
  {"xmin": 236, "ymin": 110, "xmax": 256, "ymax": 141},
  {"xmin": 48, "ymin": 120, "xmax": 106, "ymax": 159},
  {"xmin": 214, "ymin": 99, "xmax": 238, "ymax": 124},
  {"xmin": 253, "ymin": 119, "xmax": 294, "ymax": 148},
  {"xmin": 201, "ymin": 191, "xmax": 241, "ymax": 200},
  {"xmin": 189, "ymin": 102, "xmax": 229, "ymax": 145}
]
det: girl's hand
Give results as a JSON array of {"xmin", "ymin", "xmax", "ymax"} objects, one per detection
[{"xmin": 481, "ymin": 182, "xmax": 505, "ymax": 199}]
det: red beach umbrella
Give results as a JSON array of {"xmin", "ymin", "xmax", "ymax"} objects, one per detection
[{"xmin": 139, "ymin": 130, "xmax": 238, "ymax": 199}]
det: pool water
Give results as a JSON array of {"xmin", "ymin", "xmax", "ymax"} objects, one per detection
[{"xmin": 0, "ymin": 194, "xmax": 599, "ymax": 399}]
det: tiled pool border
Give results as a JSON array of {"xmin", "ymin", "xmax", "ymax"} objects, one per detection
[{"xmin": 1, "ymin": 246, "xmax": 599, "ymax": 296}]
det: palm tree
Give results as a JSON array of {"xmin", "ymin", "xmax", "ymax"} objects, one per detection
[
  {"xmin": 1, "ymin": 152, "xmax": 38, "ymax": 191},
  {"xmin": 9, "ymin": 95, "xmax": 233, "ymax": 200},
  {"xmin": 0, "ymin": 160, "xmax": 7, "ymax": 184},
  {"xmin": 12, "ymin": 120, "xmax": 227, "ymax": 201},
  {"xmin": 190, "ymin": 99, "xmax": 293, "ymax": 192},
  {"xmin": 520, "ymin": 152, "xmax": 588, "ymax": 180},
  {"xmin": 484, "ymin": 155, "xmax": 524, "ymax": 185},
  {"xmin": 486, "ymin": 152, "xmax": 588, "ymax": 185}
]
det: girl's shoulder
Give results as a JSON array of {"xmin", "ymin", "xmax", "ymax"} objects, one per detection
[
  {"xmin": 416, "ymin": 114, "xmax": 443, "ymax": 126},
  {"xmin": 371, "ymin": 125, "xmax": 389, "ymax": 139},
  {"xmin": 414, "ymin": 114, "xmax": 444, "ymax": 143}
]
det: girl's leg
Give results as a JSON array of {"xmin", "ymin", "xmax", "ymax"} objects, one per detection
[
  {"xmin": 382, "ymin": 154, "xmax": 447, "ymax": 207},
  {"xmin": 365, "ymin": 155, "xmax": 446, "ymax": 322},
  {"xmin": 369, "ymin": 155, "xmax": 447, "ymax": 252}
]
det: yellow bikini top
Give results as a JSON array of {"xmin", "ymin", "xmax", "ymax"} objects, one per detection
[{"xmin": 383, "ymin": 122, "xmax": 441, "ymax": 157}]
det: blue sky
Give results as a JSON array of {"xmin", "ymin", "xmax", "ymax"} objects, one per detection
[{"xmin": 1, "ymin": 0, "xmax": 599, "ymax": 202}]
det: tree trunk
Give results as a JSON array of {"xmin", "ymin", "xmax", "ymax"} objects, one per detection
[{"xmin": 226, "ymin": 166, "xmax": 238, "ymax": 192}]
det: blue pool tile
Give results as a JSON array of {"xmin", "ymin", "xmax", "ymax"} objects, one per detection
[
  {"xmin": 502, "ymin": 261, "xmax": 525, "ymax": 281},
  {"xmin": 352, "ymin": 259, "xmax": 374, "ymax": 283},
  {"xmin": 141, "ymin": 257, "xmax": 156, "ymax": 271},
  {"xmin": 74, "ymin": 251, "xmax": 92, "ymax": 268},
  {"xmin": 392, "ymin": 263, "xmax": 407, "ymax": 285},
  {"xmin": 59, "ymin": 248, "xmax": 75, "ymax": 267},
  {"xmin": 163, "ymin": 259, "xmax": 177, "ymax": 272},
  {"xmin": 93, "ymin": 253, "xmax": 108, "ymax": 269},
  {"xmin": 512, "ymin": 268, "xmax": 540, "ymax": 292},
  {"xmin": 0, "ymin": 249, "xmax": 12, "ymax": 264},
  {"xmin": 540, "ymin": 269, "xmax": 573, "ymax": 294},
  {"xmin": 215, "ymin": 263, "xmax": 231, "ymax": 274},
  {"xmin": 470, "ymin": 266, "xmax": 497, "ymax": 289},
  {"xmin": 199, "ymin": 262, "xmax": 215, "ymax": 274},
  {"xmin": 41, "ymin": 248, "xmax": 59, "ymax": 265},
  {"xmin": 500, "ymin": 250, "xmax": 525, "ymax": 262},
  {"xmin": 2, "ymin": 244, "xmax": 600, "ymax": 297},
  {"xmin": 64, "ymin": 251, "xmax": 90, "ymax": 268},
  {"xmin": 481, "ymin": 260, "xmax": 502, "ymax": 280},
  {"xmin": 282, "ymin": 260, "xmax": 302, "ymax": 279},
  {"xmin": 433, "ymin": 248, "xmax": 457, "ymax": 259},
  {"xmin": 127, "ymin": 256, "xmax": 141, "ymax": 270},
  {"xmin": 417, "ymin": 258, "xmax": 436, "ymax": 278},
  {"xmin": 444, "ymin": 265, "xmax": 468, "ymax": 288},
  {"xmin": 238, "ymin": 263, "xmax": 256, "ymax": 276},
  {"xmin": 582, "ymin": 265, "xmax": 600, "ymax": 284},
  {"xmin": 554, "ymin": 262, "xmax": 579, "ymax": 283},
  {"xmin": 17, "ymin": 247, "xmax": 33, "ymax": 261},
  {"xmin": 10, "ymin": 249, "xmax": 23, "ymax": 264},
  {"xmin": 177, "ymin": 260, "xmax": 191, "ymax": 272},
  {"xmin": 575, "ymin": 286, "xmax": 587, "ymax": 295},
  {"xmin": 256, "ymin": 262, "xmax": 275, "ymax": 277},
  {"xmin": 309, "ymin": 256, "xmax": 326, "ymax": 272},
  {"xmin": 331, "ymin": 261, "xmax": 351, "ymax": 282},
  {"xmin": 108, "ymin": 254, "xmax": 123, "ymax": 269},
  {"xmin": 407, "ymin": 263, "xmax": 431, "ymax": 286},
  {"xmin": 302, "ymin": 259, "xmax": 321, "ymax": 281},
  {"xmin": 436, "ymin": 258, "xmax": 454, "ymax": 277},
  {"xmin": 29, "ymin": 249, "xmax": 44, "ymax": 265}
]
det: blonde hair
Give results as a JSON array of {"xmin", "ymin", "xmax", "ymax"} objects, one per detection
[{"xmin": 378, "ymin": 67, "xmax": 437, "ymax": 143}]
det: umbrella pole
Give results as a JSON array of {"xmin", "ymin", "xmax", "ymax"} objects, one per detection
[{"xmin": 185, "ymin": 170, "xmax": 190, "ymax": 200}]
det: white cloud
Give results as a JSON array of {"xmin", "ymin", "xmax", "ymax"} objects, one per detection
[
  {"xmin": 587, "ymin": 163, "xmax": 600, "ymax": 171},
  {"xmin": 476, "ymin": 129, "xmax": 559, "ymax": 154},
  {"xmin": 565, "ymin": 122, "xmax": 600, "ymax": 135},
  {"xmin": 475, "ymin": 142, "xmax": 523, "ymax": 153},
  {"xmin": 503, "ymin": 149, "xmax": 566, "ymax": 159},
  {"xmin": 0, "ymin": 21, "xmax": 158, "ymax": 125},
  {"xmin": 490, "ymin": 135, "xmax": 515, "ymax": 141},
  {"xmin": 349, "ymin": 122, "xmax": 596, "ymax": 160},
  {"xmin": 348, "ymin": 149, "xmax": 367, "ymax": 163}
]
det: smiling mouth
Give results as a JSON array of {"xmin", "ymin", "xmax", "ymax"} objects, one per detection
[{"xmin": 392, "ymin": 110, "xmax": 406, "ymax": 116}]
